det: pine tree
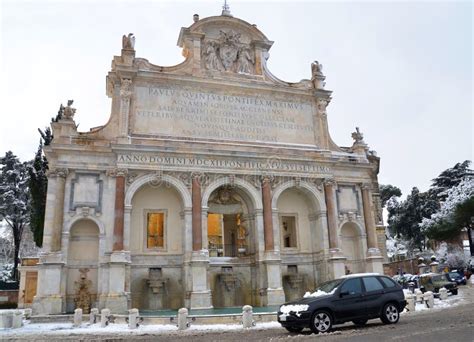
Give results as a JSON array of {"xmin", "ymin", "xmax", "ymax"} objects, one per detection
[
  {"xmin": 429, "ymin": 160, "xmax": 472, "ymax": 201},
  {"xmin": 0, "ymin": 152, "xmax": 30, "ymax": 280},
  {"xmin": 379, "ymin": 184, "xmax": 402, "ymax": 208},
  {"xmin": 28, "ymin": 140, "xmax": 49, "ymax": 247},
  {"xmin": 387, "ymin": 187, "xmax": 438, "ymax": 251}
]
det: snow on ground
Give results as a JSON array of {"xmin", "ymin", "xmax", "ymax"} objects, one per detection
[
  {"xmin": 0, "ymin": 321, "xmax": 282, "ymax": 336},
  {"xmin": 401, "ymin": 289, "xmax": 465, "ymax": 315}
]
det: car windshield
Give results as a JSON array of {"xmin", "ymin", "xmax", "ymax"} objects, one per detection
[
  {"xmin": 432, "ymin": 275, "xmax": 444, "ymax": 281},
  {"xmin": 448, "ymin": 272, "xmax": 460, "ymax": 278},
  {"xmin": 316, "ymin": 279, "xmax": 343, "ymax": 293}
]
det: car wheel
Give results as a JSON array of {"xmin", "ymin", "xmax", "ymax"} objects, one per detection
[
  {"xmin": 284, "ymin": 326, "xmax": 304, "ymax": 333},
  {"xmin": 352, "ymin": 319, "xmax": 368, "ymax": 326},
  {"xmin": 380, "ymin": 303, "xmax": 400, "ymax": 324},
  {"xmin": 310, "ymin": 310, "xmax": 333, "ymax": 334},
  {"xmin": 451, "ymin": 288, "xmax": 458, "ymax": 295}
]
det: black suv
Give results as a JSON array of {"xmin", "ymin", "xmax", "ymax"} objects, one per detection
[{"xmin": 277, "ymin": 273, "xmax": 406, "ymax": 334}]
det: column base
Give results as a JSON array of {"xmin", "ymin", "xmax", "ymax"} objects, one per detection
[
  {"xmin": 32, "ymin": 295, "xmax": 64, "ymax": 315},
  {"xmin": 266, "ymin": 288, "xmax": 285, "ymax": 306},
  {"xmin": 101, "ymin": 293, "xmax": 129, "ymax": 314},
  {"xmin": 365, "ymin": 255, "xmax": 384, "ymax": 274},
  {"xmin": 328, "ymin": 249, "xmax": 347, "ymax": 279},
  {"xmin": 190, "ymin": 290, "xmax": 213, "ymax": 309}
]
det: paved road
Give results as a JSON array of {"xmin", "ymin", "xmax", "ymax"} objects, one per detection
[{"xmin": 4, "ymin": 287, "xmax": 474, "ymax": 341}]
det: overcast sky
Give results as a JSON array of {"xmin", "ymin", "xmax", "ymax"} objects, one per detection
[{"xmin": 0, "ymin": 0, "xmax": 472, "ymax": 198}]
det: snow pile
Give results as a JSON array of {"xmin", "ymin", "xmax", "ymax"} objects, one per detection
[
  {"xmin": 279, "ymin": 304, "xmax": 309, "ymax": 317},
  {"xmin": 303, "ymin": 288, "xmax": 336, "ymax": 298}
]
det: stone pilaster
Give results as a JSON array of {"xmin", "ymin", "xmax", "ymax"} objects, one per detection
[
  {"xmin": 118, "ymin": 78, "xmax": 132, "ymax": 142},
  {"xmin": 102, "ymin": 251, "xmax": 131, "ymax": 313}
]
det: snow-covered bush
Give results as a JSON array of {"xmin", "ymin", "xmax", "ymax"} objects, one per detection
[{"xmin": 0, "ymin": 263, "xmax": 14, "ymax": 282}]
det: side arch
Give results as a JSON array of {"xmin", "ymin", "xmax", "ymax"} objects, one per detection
[
  {"xmin": 125, "ymin": 174, "xmax": 192, "ymax": 208},
  {"xmin": 271, "ymin": 180, "xmax": 325, "ymax": 213}
]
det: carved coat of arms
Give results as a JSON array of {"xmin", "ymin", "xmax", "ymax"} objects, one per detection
[{"xmin": 203, "ymin": 30, "xmax": 254, "ymax": 74}]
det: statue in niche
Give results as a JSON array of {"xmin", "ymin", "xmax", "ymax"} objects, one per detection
[
  {"xmin": 203, "ymin": 41, "xmax": 224, "ymax": 71},
  {"xmin": 74, "ymin": 268, "xmax": 92, "ymax": 314},
  {"xmin": 237, "ymin": 48, "xmax": 254, "ymax": 74},
  {"xmin": 63, "ymin": 100, "xmax": 76, "ymax": 120},
  {"xmin": 122, "ymin": 33, "xmax": 135, "ymax": 49}
]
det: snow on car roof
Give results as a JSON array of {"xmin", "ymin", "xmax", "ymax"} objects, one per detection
[{"xmin": 340, "ymin": 272, "xmax": 380, "ymax": 279}]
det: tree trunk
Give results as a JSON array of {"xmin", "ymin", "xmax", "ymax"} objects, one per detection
[{"xmin": 12, "ymin": 222, "xmax": 23, "ymax": 281}]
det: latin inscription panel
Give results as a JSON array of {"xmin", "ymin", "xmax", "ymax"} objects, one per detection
[{"xmin": 132, "ymin": 85, "xmax": 316, "ymax": 145}]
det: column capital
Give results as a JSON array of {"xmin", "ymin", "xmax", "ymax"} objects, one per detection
[
  {"xmin": 323, "ymin": 178, "xmax": 336, "ymax": 187},
  {"xmin": 260, "ymin": 174, "xmax": 274, "ymax": 185},
  {"xmin": 107, "ymin": 168, "xmax": 128, "ymax": 177},
  {"xmin": 48, "ymin": 168, "xmax": 69, "ymax": 178},
  {"xmin": 360, "ymin": 183, "xmax": 372, "ymax": 191}
]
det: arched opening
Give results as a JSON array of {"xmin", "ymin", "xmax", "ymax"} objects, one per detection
[
  {"xmin": 206, "ymin": 184, "xmax": 256, "ymax": 308},
  {"xmin": 207, "ymin": 186, "xmax": 252, "ymax": 257},
  {"xmin": 129, "ymin": 182, "xmax": 185, "ymax": 310},
  {"xmin": 66, "ymin": 219, "xmax": 100, "ymax": 313},
  {"xmin": 340, "ymin": 222, "xmax": 364, "ymax": 274}
]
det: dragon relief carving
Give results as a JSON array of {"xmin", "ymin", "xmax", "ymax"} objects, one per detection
[{"xmin": 202, "ymin": 30, "xmax": 255, "ymax": 74}]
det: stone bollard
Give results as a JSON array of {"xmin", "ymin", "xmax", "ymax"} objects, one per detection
[
  {"xmin": 12, "ymin": 310, "xmax": 23, "ymax": 329},
  {"xmin": 90, "ymin": 308, "xmax": 99, "ymax": 324},
  {"xmin": 74, "ymin": 308, "xmax": 82, "ymax": 327},
  {"xmin": 0, "ymin": 311, "xmax": 13, "ymax": 329},
  {"xmin": 415, "ymin": 289, "xmax": 423, "ymax": 303},
  {"xmin": 439, "ymin": 287, "xmax": 448, "ymax": 300},
  {"xmin": 23, "ymin": 308, "xmax": 32, "ymax": 320},
  {"xmin": 177, "ymin": 308, "xmax": 189, "ymax": 330},
  {"xmin": 128, "ymin": 308, "xmax": 139, "ymax": 329},
  {"xmin": 405, "ymin": 293, "xmax": 415, "ymax": 312},
  {"xmin": 100, "ymin": 308, "xmax": 111, "ymax": 328},
  {"xmin": 242, "ymin": 305, "xmax": 254, "ymax": 328},
  {"xmin": 424, "ymin": 291, "xmax": 434, "ymax": 308}
]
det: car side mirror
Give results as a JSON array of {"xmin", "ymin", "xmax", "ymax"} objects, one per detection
[{"xmin": 340, "ymin": 290, "xmax": 350, "ymax": 297}]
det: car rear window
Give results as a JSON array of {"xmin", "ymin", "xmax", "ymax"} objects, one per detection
[
  {"xmin": 379, "ymin": 276, "xmax": 397, "ymax": 288},
  {"xmin": 362, "ymin": 277, "xmax": 384, "ymax": 292}
]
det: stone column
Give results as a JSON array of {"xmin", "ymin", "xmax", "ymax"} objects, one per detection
[
  {"xmin": 324, "ymin": 179, "xmax": 346, "ymax": 279},
  {"xmin": 361, "ymin": 184, "xmax": 383, "ymax": 273},
  {"xmin": 323, "ymin": 179, "xmax": 338, "ymax": 250},
  {"xmin": 361, "ymin": 184, "xmax": 378, "ymax": 251},
  {"xmin": 192, "ymin": 175, "xmax": 202, "ymax": 251},
  {"xmin": 113, "ymin": 169, "xmax": 127, "ymax": 251},
  {"xmin": 261, "ymin": 177, "xmax": 274, "ymax": 251},
  {"xmin": 51, "ymin": 168, "xmax": 68, "ymax": 252}
]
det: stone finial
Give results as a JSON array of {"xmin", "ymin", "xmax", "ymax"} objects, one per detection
[
  {"xmin": 122, "ymin": 33, "xmax": 135, "ymax": 50},
  {"xmin": 350, "ymin": 127, "xmax": 369, "ymax": 155},
  {"xmin": 193, "ymin": 14, "xmax": 199, "ymax": 22},
  {"xmin": 351, "ymin": 127, "xmax": 364, "ymax": 144},
  {"xmin": 222, "ymin": 0, "xmax": 232, "ymax": 17},
  {"xmin": 62, "ymin": 100, "xmax": 76, "ymax": 120}
]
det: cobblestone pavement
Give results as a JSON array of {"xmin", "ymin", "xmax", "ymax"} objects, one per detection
[{"xmin": 3, "ymin": 286, "xmax": 474, "ymax": 342}]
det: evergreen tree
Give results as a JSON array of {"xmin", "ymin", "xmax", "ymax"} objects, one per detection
[
  {"xmin": 387, "ymin": 187, "xmax": 438, "ymax": 251},
  {"xmin": 0, "ymin": 152, "xmax": 30, "ymax": 280},
  {"xmin": 28, "ymin": 140, "xmax": 49, "ymax": 247},
  {"xmin": 429, "ymin": 160, "xmax": 472, "ymax": 201},
  {"xmin": 379, "ymin": 184, "xmax": 402, "ymax": 208}
]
